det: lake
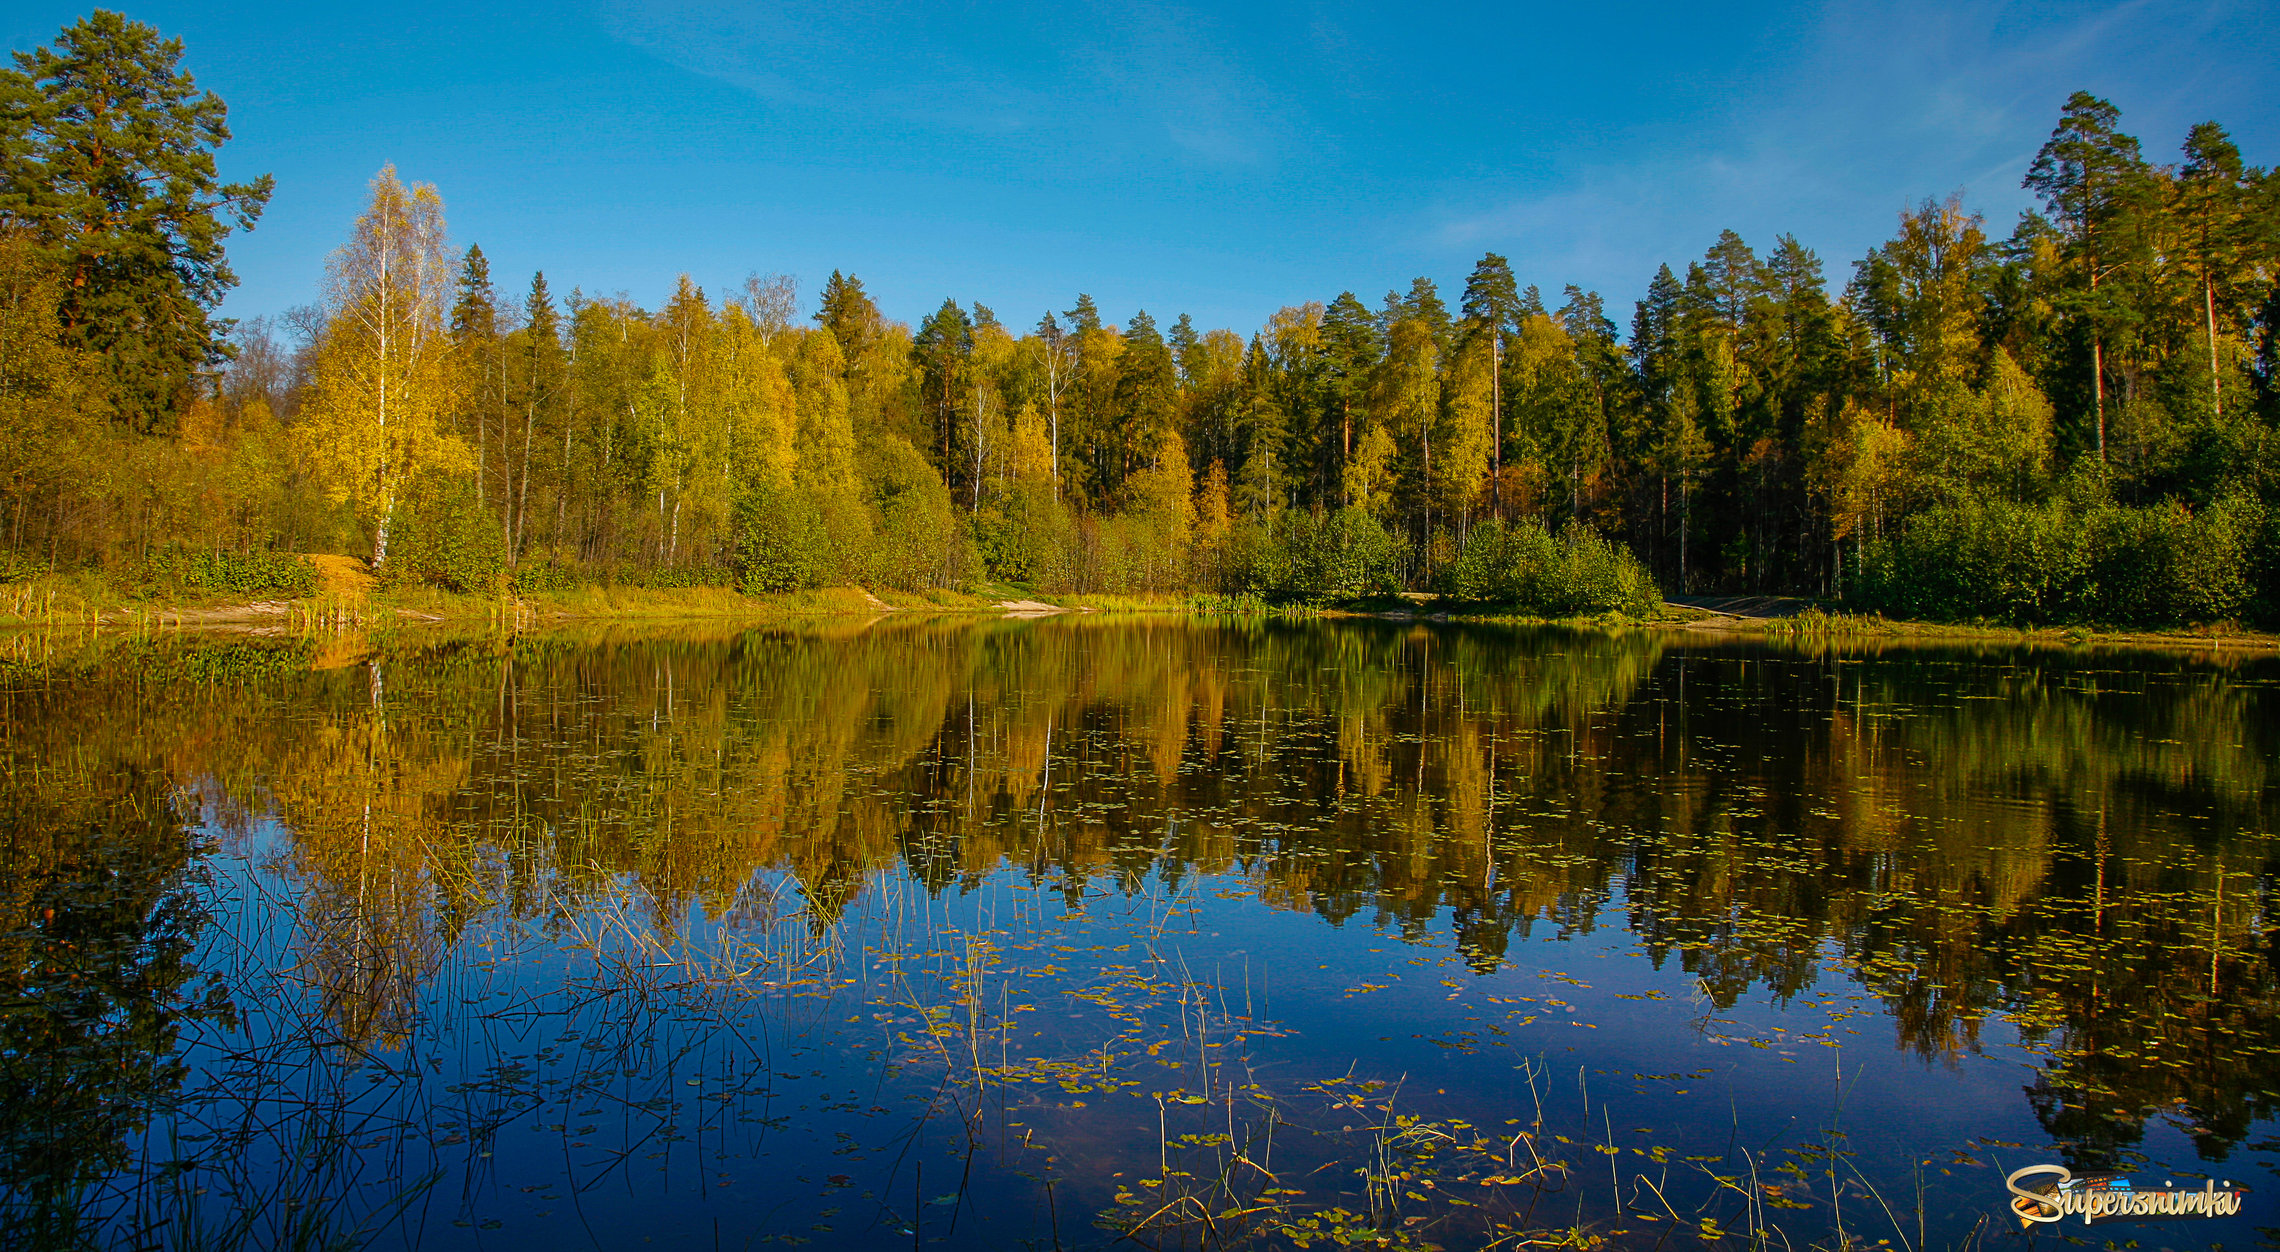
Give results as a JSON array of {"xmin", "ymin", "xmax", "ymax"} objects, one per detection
[{"xmin": 2, "ymin": 618, "xmax": 2275, "ymax": 1251}]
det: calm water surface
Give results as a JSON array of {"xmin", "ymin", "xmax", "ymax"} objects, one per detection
[{"xmin": 2, "ymin": 619, "xmax": 2275, "ymax": 1251}]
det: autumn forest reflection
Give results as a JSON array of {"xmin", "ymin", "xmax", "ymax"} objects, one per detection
[{"xmin": 2, "ymin": 619, "xmax": 2276, "ymax": 1247}]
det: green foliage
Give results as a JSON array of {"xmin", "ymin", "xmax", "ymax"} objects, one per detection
[
  {"xmin": 509, "ymin": 560, "xmax": 579, "ymax": 596},
  {"xmin": 864, "ymin": 436, "xmax": 975, "ymax": 591},
  {"xmin": 0, "ymin": 548, "xmax": 47, "ymax": 584},
  {"xmin": 976, "ymin": 482, "xmax": 1078, "ymax": 587},
  {"xmin": 0, "ymin": 11, "xmax": 273, "ymax": 430},
  {"xmin": 730, "ymin": 485, "xmax": 829, "ymax": 592},
  {"xmin": 380, "ymin": 485, "xmax": 505, "ymax": 595},
  {"xmin": 143, "ymin": 546, "xmax": 317, "ymax": 598},
  {"xmin": 1437, "ymin": 518, "xmax": 1662, "ymax": 616},
  {"xmin": 1850, "ymin": 495, "xmax": 2270, "ymax": 626},
  {"xmin": 5, "ymin": 48, "xmax": 2277, "ymax": 633},
  {"xmin": 1239, "ymin": 508, "xmax": 1402, "ymax": 605}
]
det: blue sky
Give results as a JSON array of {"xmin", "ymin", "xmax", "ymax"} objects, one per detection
[{"xmin": 8, "ymin": 1, "xmax": 2276, "ymax": 339}]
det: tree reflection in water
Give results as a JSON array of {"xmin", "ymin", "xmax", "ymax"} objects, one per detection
[{"xmin": 0, "ymin": 622, "xmax": 2272, "ymax": 1247}]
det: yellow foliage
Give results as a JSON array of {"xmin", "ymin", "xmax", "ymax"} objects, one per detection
[{"xmin": 295, "ymin": 166, "xmax": 469, "ymax": 568}]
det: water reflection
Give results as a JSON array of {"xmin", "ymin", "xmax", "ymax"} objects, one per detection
[
  {"xmin": 0, "ymin": 621, "xmax": 2274, "ymax": 1246},
  {"xmin": 0, "ymin": 697, "xmax": 231, "ymax": 1243}
]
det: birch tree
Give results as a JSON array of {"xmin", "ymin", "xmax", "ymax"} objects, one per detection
[{"xmin": 297, "ymin": 165, "xmax": 464, "ymax": 569}]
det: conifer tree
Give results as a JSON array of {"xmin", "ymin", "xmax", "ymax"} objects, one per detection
[
  {"xmin": 2174, "ymin": 122, "xmax": 2251, "ymax": 419},
  {"xmin": 510, "ymin": 272, "xmax": 566, "ymax": 557},
  {"xmin": 2025, "ymin": 91, "xmax": 2154, "ymax": 457},
  {"xmin": 448, "ymin": 246, "xmax": 502, "ymax": 507},
  {"xmin": 0, "ymin": 11, "xmax": 273, "ymax": 430},
  {"xmin": 1460, "ymin": 254, "xmax": 1523, "ymax": 511}
]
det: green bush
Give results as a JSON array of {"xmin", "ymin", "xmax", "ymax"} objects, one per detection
[
  {"xmin": 1436, "ymin": 518, "xmax": 1660, "ymax": 616},
  {"xmin": 1849, "ymin": 500, "xmax": 2085, "ymax": 624},
  {"xmin": 865, "ymin": 437, "xmax": 976, "ymax": 591},
  {"xmin": 0, "ymin": 548, "xmax": 42, "ymax": 584},
  {"xmin": 731, "ymin": 486, "xmax": 830, "ymax": 592},
  {"xmin": 1850, "ymin": 495, "xmax": 2268, "ymax": 626},
  {"xmin": 1256, "ymin": 508, "xmax": 1402, "ymax": 605},
  {"xmin": 973, "ymin": 483, "xmax": 1075, "ymax": 587},
  {"xmin": 510, "ymin": 559, "xmax": 580, "ymax": 596},
  {"xmin": 380, "ymin": 486, "xmax": 507, "ymax": 594},
  {"xmin": 140, "ymin": 546, "xmax": 319, "ymax": 597}
]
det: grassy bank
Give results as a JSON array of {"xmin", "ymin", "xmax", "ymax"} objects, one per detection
[
  {"xmin": 1653, "ymin": 601, "xmax": 2280, "ymax": 652},
  {"xmin": 0, "ymin": 560, "xmax": 1217, "ymax": 630},
  {"xmin": 6, "ymin": 559, "xmax": 2277, "ymax": 656}
]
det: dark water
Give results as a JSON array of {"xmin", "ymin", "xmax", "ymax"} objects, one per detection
[{"xmin": 2, "ymin": 618, "xmax": 2276, "ymax": 1251}]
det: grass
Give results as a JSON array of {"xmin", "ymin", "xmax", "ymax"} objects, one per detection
[
  {"xmin": 8, "ymin": 554, "xmax": 2275, "ymax": 662},
  {"xmin": 1671, "ymin": 601, "xmax": 2280, "ymax": 652}
]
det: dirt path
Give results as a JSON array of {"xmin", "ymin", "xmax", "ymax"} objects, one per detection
[{"xmin": 305, "ymin": 553, "xmax": 377, "ymax": 597}]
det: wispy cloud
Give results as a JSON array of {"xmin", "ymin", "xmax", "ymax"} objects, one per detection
[
  {"xmin": 1420, "ymin": 0, "xmax": 2275, "ymax": 305},
  {"xmin": 597, "ymin": 0, "xmax": 1295, "ymax": 166}
]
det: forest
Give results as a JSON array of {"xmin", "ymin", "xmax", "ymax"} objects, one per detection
[{"xmin": 4, "ymin": 12, "xmax": 2279, "ymax": 624}]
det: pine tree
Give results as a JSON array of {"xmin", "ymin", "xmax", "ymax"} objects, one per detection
[
  {"xmin": 510, "ymin": 272, "xmax": 566, "ymax": 558},
  {"xmin": 914, "ymin": 298, "xmax": 974, "ymax": 496},
  {"xmin": 1168, "ymin": 313, "xmax": 1203, "ymax": 391},
  {"xmin": 2025, "ymin": 91, "xmax": 2154, "ymax": 457},
  {"xmin": 1115, "ymin": 310, "xmax": 1180, "ymax": 490},
  {"xmin": 1460, "ymin": 254, "xmax": 1523, "ymax": 512},
  {"xmin": 1065, "ymin": 293, "xmax": 1102, "ymax": 334},
  {"xmin": 813, "ymin": 270, "xmax": 882, "ymax": 362},
  {"xmin": 0, "ymin": 11, "xmax": 273, "ymax": 430},
  {"xmin": 448, "ymin": 246, "xmax": 501, "ymax": 508},
  {"xmin": 1321, "ymin": 291, "xmax": 1384, "ymax": 495},
  {"xmin": 2174, "ymin": 122, "xmax": 2251, "ymax": 419}
]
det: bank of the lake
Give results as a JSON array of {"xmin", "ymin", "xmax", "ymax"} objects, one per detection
[{"xmin": 8, "ymin": 561, "xmax": 2280, "ymax": 657}]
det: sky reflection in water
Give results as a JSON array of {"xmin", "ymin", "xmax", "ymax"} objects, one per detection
[{"xmin": 1, "ymin": 619, "xmax": 2275, "ymax": 1250}]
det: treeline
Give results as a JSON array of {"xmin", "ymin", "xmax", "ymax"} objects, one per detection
[{"xmin": 4, "ymin": 12, "xmax": 2279, "ymax": 623}]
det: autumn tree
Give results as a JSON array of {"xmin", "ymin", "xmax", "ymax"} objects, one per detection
[{"xmin": 297, "ymin": 166, "xmax": 466, "ymax": 569}]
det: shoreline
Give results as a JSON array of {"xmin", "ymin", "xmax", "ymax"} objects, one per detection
[{"xmin": 3, "ymin": 580, "xmax": 2277, "ymax": 656}]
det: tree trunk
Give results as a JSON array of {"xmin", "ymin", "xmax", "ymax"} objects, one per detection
[
  {"xmin": 2206, "ymin": 275, "xmax": 2223, "ymax": 418},
  {"xmin": 2092, "ymin": 335, "xmax": 2106, "ymax": 458},
  {"xmin": 517, "ymin": 390, "xmax": 536, "ymax": 561},
  {"xmin": 1678, "ymin": 478, "xmax": 1690, "ymax": 594},
  {"xmin": 372, "ymin": 502, "xmax": 392, "ymax": 569},
  {"xmin": 1490, "ymin": 334, "xmax": 1503, "ymax": 518}
]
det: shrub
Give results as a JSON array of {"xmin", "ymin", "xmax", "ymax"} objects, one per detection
[
  {"xmin": 1850, "ymin": 500, "xmax": 2085, "ymax": 624},
  {"xmin": 510, "ymin": 560, "xmax": 579, "ymax": 596},
  {"xmin": 1850, "ymin": 495, "xmax": 2269, "ymax": 626},
  {"xmin": 1436, "ymin": 518, "xmax": 1660, "ymax": 616},
  {"xmin": 380, "ymin": 486, "xmax": 506, "ymax": 594},
  {"xmin": 141, "ymin": 545, "xmax": 319, "ymax": 598},
  {"xmin": 1257, "ymin": 508, "xmax": 1402, "ymax": 605},
  {"xmin": 971, "ymin": 483, "xmax": 1073, "ymax": 587},
  {"xmin": 864, "ymin": 437, "xmax": 976, "ymax": 591},
  {"xmin": 731, "ymin": 485, "xmax": 830, "ymax": 592}
]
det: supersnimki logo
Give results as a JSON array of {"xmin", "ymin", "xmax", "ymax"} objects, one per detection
[{"xmin": 2005, "ymin": 1165, "xmax": 2248, "ymax": 1226}]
